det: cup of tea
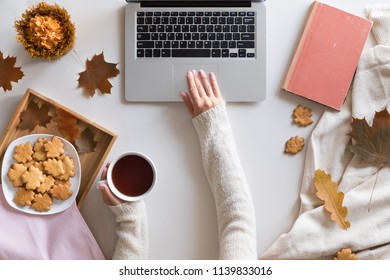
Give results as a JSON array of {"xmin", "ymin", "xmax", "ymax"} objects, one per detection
[{"xmin": 102, "ymin": 152, "xmax": 156, "ymax": 201}]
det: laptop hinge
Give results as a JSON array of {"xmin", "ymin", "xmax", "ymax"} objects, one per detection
[{"xmin": 140, "ymin": 1, "xmax": 252, "ymax": 8}]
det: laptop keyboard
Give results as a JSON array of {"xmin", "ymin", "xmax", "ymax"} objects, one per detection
[{"xmin": 136, "ymin": 11, "xmax": 256, "ymax": 58}]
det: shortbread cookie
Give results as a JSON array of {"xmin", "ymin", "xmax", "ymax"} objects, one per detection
[
  {"xmin": 32, "ymin": 193, "xmax": 52, "ymax": 212},
  {"xmin": 49, "ymin": 181, "xmax": 73, "ymax": 200},
  {"xmin": 36, "ymin": 175, "xmax": 55, "ymax": 194},
  {"xmin": 8, "ymin": 136, "xmax": 75, "ymax": 212},
  {"xmin": 55, "ymin": 179, "xmax": 71, "ymax": 186},
  {"xmin": 54, "ymin": 179, "xmax": 71, "ymax": 191},
  {"xmin": 22, "ymin": 166, "xmax": 45, "ymax": 190},
  {"xmin": 57, "ymin": 155, "xmax": 75, "ymax": 181},
  {"xmin": 32, "ymin": 137, "xmax": 48, "ymax": 161},
  {"xmin": 44, "ymin": 136, "xmax": 65, "ymax": 158},
  {"xmin": 13, "ymin": 142, "xmax": 34, "ymax": 163},
  {"xmin": 43, "ymin": 158, "xmax": 65, "ymax": 178},
  {"xmin": 13, "ymin": 187, "xmax": 35, "ymax": 207},
  {"xmin": 33, "ymin": 161, "xmax": 44, "ymax": 172},
  {"xmin": 24, "ymin": 160, "xmax": 36, "ymax": 168},
  {"xmin": 7, "ymin": 163, "xmax": 28, "ymax": 187}
]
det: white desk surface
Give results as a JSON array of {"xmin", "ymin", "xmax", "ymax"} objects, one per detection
[{"xmin": 0, "ymin": 0, "xmax": 376, "ymax": 259}]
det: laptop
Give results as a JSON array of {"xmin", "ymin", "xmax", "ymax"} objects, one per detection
[{"xmin": 124, "ymin": 0, "xmax": 266, "ymax": 102}]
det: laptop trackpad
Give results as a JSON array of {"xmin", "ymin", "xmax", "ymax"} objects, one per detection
[{"xmin": 173, "ymin": 64, "xmax": 219, "ymax": 99}]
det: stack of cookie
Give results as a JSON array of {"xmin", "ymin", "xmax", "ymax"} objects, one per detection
[{"xmin": 7, "ymin": 136, "xmax": 75, "ymax": 212}]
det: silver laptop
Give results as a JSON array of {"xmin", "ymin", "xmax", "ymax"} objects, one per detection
[{"xmin": 124, "ymin": 0, "xmax": 266, "ymax": 102}]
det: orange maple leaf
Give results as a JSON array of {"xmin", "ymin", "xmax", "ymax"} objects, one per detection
[
  {"xmin": 0, "ymin": 51, "xmax": 24, "ymax": 91},
  {"xmin": 77, "ymin": 52, "xmax": 119, "ymax": 96},
  {"xmin": 314, "ymin": 169, "xmax": 350, "ymax": 230},
  {"xmin": 17, "ymin": 100, "xmax": 53, "ymax": 132},
  {"xmin": 348, "ymin": 109, "xmax": 390, "ymax": 166},
  {"xmin": 56, "ymin": 108, "xmax": 80, "ymax": 145}
]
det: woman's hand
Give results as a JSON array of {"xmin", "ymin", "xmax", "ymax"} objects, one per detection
[
  {"xmin": 180, "ymin": 70, "xmax": 224, "ymax": 118},
  {"xmin": 98, "ymin": 162, "xmax": 124, "ymax": 206}
]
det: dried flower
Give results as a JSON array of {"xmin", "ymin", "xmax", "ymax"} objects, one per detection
[
  {"xmin": 27, "ymin": 15, "xmax": 64, "ymax": 50},
  {"xmin": 15, "ymin": 2, "xmax": 76, "ymax": 60}
]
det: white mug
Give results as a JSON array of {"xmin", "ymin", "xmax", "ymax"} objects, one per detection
[{"xmin": 100, "ymin": 151, "xmax": 156, "ymax": 201}]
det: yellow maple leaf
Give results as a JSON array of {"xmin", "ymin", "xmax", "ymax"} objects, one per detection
[
  {"xmin": 334, "ymin": 248, "xmax": 358, "ymax": 260},
  {"xmin": 314, "ymin": 169, "xmax": 350, "ymax": 230}
]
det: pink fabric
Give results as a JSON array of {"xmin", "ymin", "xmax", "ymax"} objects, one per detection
[{"xmin": 0, "ymin": 184, "xmax": 105, "ymax": 260}]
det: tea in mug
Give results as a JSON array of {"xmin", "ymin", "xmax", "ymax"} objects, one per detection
[{"xmin": 111, "ymin": 154, "xmax": 154, "ymax": 197}]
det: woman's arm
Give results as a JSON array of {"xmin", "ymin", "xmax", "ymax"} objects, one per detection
[
  {"xmin": 98, "ymin": 164, "xmax": 149, "ymax": 260},
  {"xmin": 181, "ymin": 70, "xmax": 257, "ymax": 259}
]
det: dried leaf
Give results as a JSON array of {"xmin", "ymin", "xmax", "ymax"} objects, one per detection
[
  {"xmin": 0, "ymin": 51, "xmax": 24, "ymax": 91},
  {"xmin": 334, "ymin": 248, "xmax": 358, "ymax": 260},
  {"xmin": 314, "ymin": 169, "xmax": 350, "ymax": 230},
  {"xmin": 75, "ymin": 126, "xmax": 97, "ymax": 154},
  {"xmin": 285, "ymin": 136, "xmax": 305, "ymax": 154},
  {"xmin": 77, "ymin": 52, "xmax": 119, "ymax": 96},
  {"xmin": 293, "ymin": 105, "xmax": 313, "ymax": 127},
  {"xmin": 56, "ymin": 108, "xmax": 80, "ymax": 145},
  {"xmin": 17, "ymin": 101, "xmax": 53, "ymax": 132},
  {"xmin": 348, "ymin": 109, "xmax": 390, "ymax": 210},
  {"xmin": 348, "ymin": 109, "xmax": 390, "ymax": 166}
]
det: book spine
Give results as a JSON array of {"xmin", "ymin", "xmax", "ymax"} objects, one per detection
[{"xmin": 282, "ymin": 1, "xmax": 321, "ymax": 91}]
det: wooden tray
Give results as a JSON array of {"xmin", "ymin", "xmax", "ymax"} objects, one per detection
[{"xmin": 0, "ymin": 88, "xmax": 117, "ymax": 207}]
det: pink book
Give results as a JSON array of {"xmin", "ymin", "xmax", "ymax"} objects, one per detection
[{"xmin": 283, "ymin": 1, "xmax": 372, "ymax": 110}]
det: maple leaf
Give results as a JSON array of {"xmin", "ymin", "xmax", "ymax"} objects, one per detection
[
  {"xmin": 75, "ymin": 126, "xmax": 97, "ymax": 154},
  {"xmin": 334, "ymin": 248, "xmax": 358, "ymax": 260},
  {"xmin": 56, "ymin": 107, "xmax": 80, "ymax": 145},
  {"xmin": 77, "ymin": 52, "xmax": 119, "ymax": 96},
  {"xmin": 348, "ymin": 109, "xmax": 390, "ymax": 166},
  {"xmin": 17, "ymin": 100, "xmax": 53, "ymax": 132},
  {"xmin": 314, "ymin": 169, "xmax": 350, "ymax": 230},
  {"xmin": 293, "ymin": 105, "xmax": 313, "ymax": 127},
  {"xmin": 0, "ymin": 51, "xmax": 24, "ymax": 91},
  {"xmin": 348, "ymin": 109, "xmax": 390, "ymax": 210}
]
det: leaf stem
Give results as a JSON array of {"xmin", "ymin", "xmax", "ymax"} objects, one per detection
[
  {"xmin": 73, "ymin": 50, "xmax": 85, "ymax": 69},
  {"xmin": 368, "ymin": 165, "xmax": 383, "ymax": 212}
]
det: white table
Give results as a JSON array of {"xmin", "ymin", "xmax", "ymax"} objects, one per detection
[{"xmin": 0, "ymin": 0, "xmax": 375, "ymax": 259}]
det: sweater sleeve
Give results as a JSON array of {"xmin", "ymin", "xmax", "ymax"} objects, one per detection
[
  {"xmin": 192, "ymin": 102, "xmax": 257, "ymax": 259},
  {"xmin": 108, "ymin": 201, "xmax": 149, "ymax": 260}
]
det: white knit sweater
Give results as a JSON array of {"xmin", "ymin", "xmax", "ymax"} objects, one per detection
[{"xmin": 109, "ymin": 103, "xmax": 257, "ymax": 259}]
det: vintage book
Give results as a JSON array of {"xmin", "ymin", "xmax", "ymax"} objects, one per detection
[{"xmin": 283, "ymin": 1, "xmax": 372, "ymax": 110}]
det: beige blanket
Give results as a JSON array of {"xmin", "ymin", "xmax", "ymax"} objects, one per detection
[{"xmin": 261, "ymin": 5, "xmax": 390, "ymax": 260}]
